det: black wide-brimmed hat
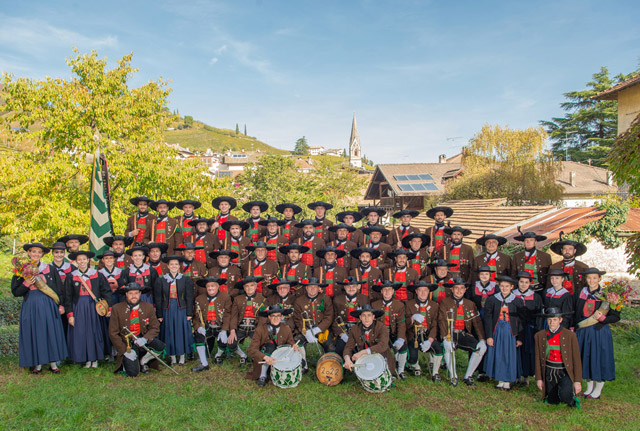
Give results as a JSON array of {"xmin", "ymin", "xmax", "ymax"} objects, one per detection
[
  {"xmin": 538, "ymin": 307, "xmax": 573, "ymax": 318},
  {"xmin": 371, "ymin": 280, "xmax": 403, "ymax": 292},
  {"xmin": 300, "ymin": 277, "xmax": 328, "ymax": 288},
  {"xmin": 130, "ymin": 196, "xmax": 153, "ymax": 206},
  {"xmin": 328, "ymin": 223, "xmax": 356, "ymax": 233},
  {"xmin": 513, "ymin": 226, "xmax": 547, "ymax": 242},
  {"xmin": 349, "ymin": 247, "xmax": 381, "ymax": 260},
  {"xmin": 209, "ymin": 249, "xmax": 239, "ymax": 259},
  {"xmin": 235, "ymin": 276, "xmax": 264, "ymax": 291},
  {"xmin": 149, "ymin": 199, "xmax": 176, "ymax": 211},
  {"xmin": 407, "ymin": 281, "xmax": 439, "ymax": 293},
  {"xmin": 336, "ymin": 276, "xmax": 366, "ymax": 286},
  {"xmin": 427, "ymin": 259, "xmax": 456, "ymax": 270},
  {"xmin": 295, "ymin": 219, "xmax": 323, "ymax": 229},
  {"xmin": 336, "ymin": 210, "xmax": 363, "ymax": 223},
  {"xmin": 476, "ymin": 232, "xmax": 507, "ymax": 247},
  {"xmin": 580, "ymin": 267, "xmax": 606, "ymax": 277},
  {"xmin": 104, "ymin": 235, "xmax": 134, "ymax": 247},
  {"xmin": 196, "ymin": 276, "xmax": 227, "ymax": 287},
  {"xmin": 176, "ymin": 242, "xmax": 205, "ymax": 252},
  {"xmin": 426, "ymin": 205, "xmax": 454, "ymax": 219},
  {"xmin": 221, "ymin": 220, "xmax": 250, "ymax": 232},
  {"xmin": 361, "ymin": 225, "xmax": 390, "ymax": 236},
  {"xmin": 401, "ymin": 233, "xmax": 430, "ymax": 249},
  {"xmin": 351, "ymin": 304, "xmax": 384, "ymax": 319},
  {"xmin": 245, "ymin": 241, "xmax": 276, "ymax": 252},
  {"xmin": 496, "ymin": 275, "xmax": 518, "ymax": 286},
  {"xmin": 258, "ymin": 304, "xmax": 294, "ymax": 317},
  {"xmin": 549, "ymin": 231, "xmax": 587, "ymax": 257},
  {"xmin": 188, "ymin": 217, "xmax": 213, "ymax": 227},
  {"xmin": 388, "ymin": 248, "xmax": 416, "ymax": 259},
  {"xmin": 176, "ymin": 199, "xmax": 202, "ymax": 210},
  {"xmin": 96, "ymin": 250, "xmax": 121, "ymax": 260},
  {"xmin": 443, "ymin": 226, "xmax": 472, "ymax": 236},
  {"xmin": 279, "ymin": 244, "xmax": 310, "ymax": 254},
  {"xmin": 23, "ymin": 242, "xmax": 50, "ymax": 254},
  {"xmin": 258, "ymin": 216, "xmax": 287, "ymax": 227},
  {"xmin": 515, "ymin": 271, "xmax": 534, "ymax": 281},
  {"xmin": 125, "ymin": 246, "xmax": 149, "ymax": 256},
  {"xmin": 444, "ymin": 277, "xmax": 471, "ymax": 288},
  {"xmin": 267, "ymin": 278, "xmax": 299, "ymax": 290},
  {"xmin": 121, "ymin": 282, "xmax": 143, "ymax": 292},
  {"xmin": 50, "ymin": 242, "xmax": 67, "ymax": 251},
  {"xmin": 360, "ymin": 207, "xmax": 386, "ymax": 217},
  {"xmin": 547, "ymin": 269, "xmax": 569, "ymax": 279},
  {"xmin": 307, "ymin": 201, "xmax": 333, "ymax": 210},
  {"xmin": 161, "ymin": 255, "xmax": 185, "ymax": 264},
  {"xmin": 475, "ymin": 265, "xmax": 493, "ymax": 273},
  {"xmin": 275, "ymin": 203, "xmax": 302, "ymax": 215},
  {"xmin": 212, "ymin": 196, "xmax": 237, "ymax": 210},
  {"xmin": 57, "ymin": 234, "xmax": 90, "ymax": 245},
  {"xmin": 68, "ymin": 250, "xmax": 96, "ymax": 260},
  {"xmin": 242, "ymin": 200, "xmax": 269, "ymax": 213},
  {"xmin": 392, "ymin": 209, "xmax": 419, "ymax": 218},
  {"xmin": 316, "ymin": 246, "xmax": 347, "ymax": 259},
  {"xmin": 146, "ymin": 242, "xmax": 169, "ymax": 253}
]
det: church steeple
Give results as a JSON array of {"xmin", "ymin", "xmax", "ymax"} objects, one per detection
[{"xmin": 349, "ymin": 113, "xmax": 362, "ymax": 168}]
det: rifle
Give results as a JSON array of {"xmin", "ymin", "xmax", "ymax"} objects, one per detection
[
  {"xmin": 302, "ymin": 310, "xmax": 323, "ymax": 356},
  {"xmin": 195, "ymin": 301, "xmax": 211, "ymax": 358},
  {"xmin": 122, "ymin": 327, "xmax": 179, "ymax": 375}
]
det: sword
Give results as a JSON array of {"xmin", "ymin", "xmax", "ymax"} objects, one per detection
[
  {"xmin": 302, "ymin": 311, "xmax": 323, "ymax": 356},
  {"xmin": 195, "ymin": 302, "xmax": 211, "ymax": 359},
  {"xmin": 122, "ymin": 327, "xmax": 179, "ymax": 375}
]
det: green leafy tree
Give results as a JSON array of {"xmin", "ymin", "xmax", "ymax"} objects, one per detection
[
  {"xmin": 0, "ymin": 49, "xmax": 232, "ymax": 242},
  {"xmin": 445, "ymin": 125, "xmax": 563, "ymax": 205},
  {"xmin": 235, "ymin": 123, "xmax": 240, "ymax": 135},
  {"xmin": 236, "ymin": 154, "xmax": 366, "ymax": 219},
  {"xmin": 608, "ymin": 112, "xmax": 640, "ymax": 275},
  {"xmin": 540, "ymin": 67, "xmax": 636, "ymax": 167},
  {"xmin": 293, "ymin": 136, "xmax": 309, "ymax": 155},
  {"xmin": 244, "ymin": 124, "xmax": 247, "ymax": 135},
  {"xmin": 184, "ymin": 115, "xmax": 194, "ymax": 127}
]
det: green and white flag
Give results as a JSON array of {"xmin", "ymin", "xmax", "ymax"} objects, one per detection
[{"xmin": 89, "ymin": 148, "xmax": 114, "ymax": 257}]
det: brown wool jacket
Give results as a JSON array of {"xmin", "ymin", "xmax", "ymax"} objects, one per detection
[
  {"xmin": 109, "ymin": 301, "xmax": 160, "ymax": 371},
  {"xmin": 247, "ymin": 323, "xmax": 295, "ymax": 380},
  {"xmin": 344, "ymin": 320, "xmax": 396, "ymax": 374},
  {"xmin": 534, "ymin": 327, "xmax": 582, "ymax": 398}
]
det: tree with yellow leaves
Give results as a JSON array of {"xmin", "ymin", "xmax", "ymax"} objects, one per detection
[{"xmin": 445, "ymin": 125, "xmax": 563, "ymax": 205}]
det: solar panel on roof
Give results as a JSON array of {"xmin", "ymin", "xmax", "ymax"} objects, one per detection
[
  {"xmin": 418, "ymin": 174, "xmax": 434, "ymax": 181},
  {"xmin": 398, "ymin": 184, "xmax": 414, "ymax": 191},
  {"xmin": 406, "ymin": 174, "xmax": 420, "ymax": 181},
  {"xmin": 394, "ymin": 175, "xmax": 409, "ymax": 181}
]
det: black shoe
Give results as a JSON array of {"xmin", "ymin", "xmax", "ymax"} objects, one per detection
[
  {"xmin": 398, "ymin": 372, "xmax": 407, "ymax": 380},
  {"xmin": 191, "ymin": 364, "xmax": 210, "ymax": 372},
  {"xmin": 215, "ymin": 356, "xmax": 223, "ymax": 365},
  {"xmin": 257, "ymin": 377, "xmax": 267, "ymax": 387},
  {"xmin": 450, "ymin": 377, "xmax": 458, "ymax": 387},
  {"xmin": 31, "ymin": 367, "xmax": 41, "ymax": 375},
  {"xmin": 49, "ymin": 367, "xmax": 61, "ymax": 374},
  {"xmin": 141, "ymin": 364, "xmax": 150, "ymax": 374},
  {"xmin": 432, "ymin": 374, "xmax": 442, "ymax": 382},
  {"xmin": 463, "ymin": 377, "xmax": 475, "ymax": 387},
  {"xmin": 239, "ymin": 357, "xmax": 247, "ymax": 366},
  {"xmin": 477, "ymin": 373, "xmax": 488, "ymax": 382}
]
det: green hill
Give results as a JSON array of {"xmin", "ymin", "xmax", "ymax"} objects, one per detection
[{"xmin": 164, "ymin": 120, "xmax": 290, "ymax": 155}]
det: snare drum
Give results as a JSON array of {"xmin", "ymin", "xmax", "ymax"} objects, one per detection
[
  {"xmin": 354, "ymin": 353, "xmax": 392, "ymax": 393},
  {"xmin": 270, "ymin": 345, "xmax": 303, "ymax": 389}
]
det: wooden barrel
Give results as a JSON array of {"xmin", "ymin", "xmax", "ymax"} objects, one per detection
[{"xmin": 316, "ymin": 352, "xmax": 343, "ymax": 386}]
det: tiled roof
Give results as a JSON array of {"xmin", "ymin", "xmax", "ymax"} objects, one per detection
[
  {"xmin": 556, "ymin": 161, "xmax": 617, "ymax": 195},
  {"xmin": 365, "ymin": 163, "xmax": 462, "ymax": 198},
  {"xmin": 593, "ymin": 73, "xmax": 640, "ymax": 100}
]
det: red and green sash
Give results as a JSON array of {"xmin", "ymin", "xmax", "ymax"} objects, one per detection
[
  {"xmin": 129, "ymin": 308, "xmax": 141, "ymax": 335},
  {"xmin": 449, "ymin": 246, "xmax": 461, "ymax": 272},
  {"xmin": 155, "ymin": 219, "xmax": 167, "ymax": 243},
  {"xmin": 195, "ymin": 237, "xmax": 207, "ymax": 264},
  {"xmin": 524, "ymin": 253, "xmax": 538, "ymax": 285},
  {"xmin": 324, "ymin": 269, "xmax": 335, "ymax": 297},
  {"xmin": 180, "ymin": 217, "xmax": 193, "ymax": 240},
  {"xmin": 563, "ymin": 265, "xmax": 575, "ymax": 294},
  {"xmin": 266, "ymin": 237, "xmax": 278, "ymax": 262},
  {"xmin": 301, "ymin": 239, "xmax": 314, "ymax": 266},
  {"xmin": 136, "ymin": 217, "xmax": 148, "ymax": 243},
  {"xmin": 394, "ymin": 270, "xmax": 408, "ymax": 301},
  {"xmin": 248, "ymin": 221, "xmax": 260, "ymax": 242},
  {"xmin": 336, "ymin": 242, "xmax": 346, "ymax": 267},
  {"xmin": 419, "ymin": 304, "xmax": 429, "ymax": 328},
  {"xmin": 487, "ymin": 256, "xmax": 497, "ymax": 282},
  {"xmin": 346, "ymin": 299, "xmax": 358, "ymax": 322},
  {"xmin": 207, "ymin": 300, "xmax": 217, "ymax": 322},
  {"xmin": 230, "ymin": 240, "xmax": 241, "ymax": 265},
  {"xmin": 283, "ymin": 221, "xmax": 293, "ymax": 240},
  {"xmin": 253, "ymin": 264, "xmax": 264, "ymax": 293},
  {"xmin": 244, "ymin": 298, "xmax": 256, "ymax": 319},
  {"xmin": 216, "ymin": 215, "xmax": 229, "ymax": 243},
  {"xmin": 434, "ymin": 227, "xmax": 444, "ymax": 252},
  {"xmin": 546, "ymin": 331, "xmax": 562, "ymax": 362},
  {"xmin": 454, "ymin": 304, "xmax": 465, "ymax": 330}
]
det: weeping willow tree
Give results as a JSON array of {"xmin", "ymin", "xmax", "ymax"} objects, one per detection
[{"xmin": 445, "ymin": 125, "xmax": 564, "ymax": 205}]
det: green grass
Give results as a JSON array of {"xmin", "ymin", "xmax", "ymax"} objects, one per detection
[
  {"xmin": 164, "ymin": 121, "xmax": 290, "ymax": 155},
  {"xmin": 0, "ymin": 326, "xmax": 639, "ymax": 431}
]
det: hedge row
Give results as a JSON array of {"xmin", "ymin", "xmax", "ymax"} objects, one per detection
[
  {"xmin": 0, "ymin": 296, "xmax": 21, "ymax": 326},
  {"xmin": 0, "ymin": 325, "xmax": 19, "ymax": 356}
]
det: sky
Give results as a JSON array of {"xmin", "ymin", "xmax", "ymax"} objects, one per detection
[{"xmin": 0, "ymin": 0, "xmax": 639, "ymax": 163}]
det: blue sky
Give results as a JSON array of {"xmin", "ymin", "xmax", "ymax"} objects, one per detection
[{"xmin": 1, "ymin": 0, "xmax": 638, "ymax": 163}]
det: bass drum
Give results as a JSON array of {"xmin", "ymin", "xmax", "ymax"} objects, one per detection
[{"xmin": 316, "ymin": 352, "xmax": 343, "ymax": 386}]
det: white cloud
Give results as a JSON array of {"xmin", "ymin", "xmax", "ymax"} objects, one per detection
[
  {"xmin": 209, "ymin": 57, "xmax": 219, "ymax": 65},
  {"xmin": 0, "ymin": 15, "xmax": 118, "ymax": 56}
]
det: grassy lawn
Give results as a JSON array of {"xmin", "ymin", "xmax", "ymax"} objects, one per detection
[{"xmin": 1, "ymin": 314, "xmax": 639, "ymax": 431}]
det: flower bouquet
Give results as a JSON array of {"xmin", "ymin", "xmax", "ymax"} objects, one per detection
[
  {"xmin": 11, "ymin": 257, "xmax": 60, "ymax": 304},
  {"xmin": 577, "ymin": 279, "xmax": 634, "ymax": 328}
]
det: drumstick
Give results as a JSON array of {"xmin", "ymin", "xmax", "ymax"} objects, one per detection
[{"xmin": 258, "ymin": 359, "xmax": 287, "ymax": 364}]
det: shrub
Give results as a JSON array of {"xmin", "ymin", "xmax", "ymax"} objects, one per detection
[
  {"xmin": 0, "ymin": 296, "xmax": 22, "ymax": 326},
  {"xmin": 0, "ymin": 325, "xmax": 19, "ymax": 356}
]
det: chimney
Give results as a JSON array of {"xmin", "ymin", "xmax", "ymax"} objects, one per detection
[
  {"xmin": 607, "ymin": 171, "xmax": 613, "ymax": 186},
  {"xmin": 569, "ymin": 171, "xmax": 576, "ymax": 187},
  {"xmin": 439, "ymin": 154, "xmax": 446, "ymax": 163}
]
